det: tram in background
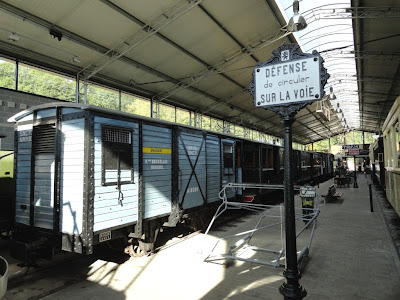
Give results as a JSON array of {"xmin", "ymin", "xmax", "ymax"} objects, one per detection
[
  {"xmin": 369, "ymin": 137, "xmax": 385, "ymax": 188},
  {"xmin": 382, "ymin": 95, "xmax": 400, "ymax": 217}
]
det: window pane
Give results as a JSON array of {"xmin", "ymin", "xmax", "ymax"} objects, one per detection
[
  {"xmin": 250, "ymin": 130, "xmax": 254, "ymax": 140},
  {"xmin": 224, "ymin": 122, "xmax": 233, "ymax": 134},
  {"xmin": 102, "ymin": 126, "xmax": 133, "ymax": 186},
  {"xmin": 119, "ymin": 145, "xmax": 133, "ymax": 170},
  {"xmin": 364, "ymin": 132, "xmax": 375, "ymax": 144},
  {"xmin": 202, "ymin": 116, "xmax": 211, "ymax": 130},
  {"xmin": 235, "ymin": 126, "xmax": 244, "ymax": 138},
  {"xmin": 313, "ymin": 153, "xmax": 322, "ymax": 165},
  {"xmin": 82, "ymin": 84, "xmax": 118, "ymax": 110},
  {"xmin": 223, "ymin": 143, "xmax": 234, "ymax": 173},
  {"xmin": 18, "ymin": 64, "xmax": 75, "ymax": 101},
  {"xmin": 314, "ymin": 139, "xmax": 329, "ymax": 152},
  {"xmin": 121, "ymin": 93, "xmax": 151, "ymax": 117},
  {"xmin": 353, "ymin": 131, "xmax": 363, "ymax": 144},
  {"xmin": 253, "ymin": 130, "xmax": 259, "ymax": 141},
  {"xmin": 211, "ymin": 118, "xmax": 224, "ymax": 133},
  {"xmin": 104, "ymin": 145, "xmax": 118, "ymax": 170},
  {"xmin": 262, "ymin": 148, "xmax": 274, "ymax": 168},
  {"xmin": 345, "ymin": 131, "xmax": 356, "ymax": 144},
  {"xmin": 103, "ymin": 144, "xmax": 132, "ymax": 171},
  {"xmin": 0, "ymin": 58, "xmax": 16, "ymax": 89},
  {"xmin": 159, "ymin": 103, "xmax": 175, "ymax": 122},
  {"xmin": 244, "ymin": 146, "xmax": 258, "ymax": 167},
  {"xmin": 279, "ymin": 148, "xmax": 284, "ymax": 167},
  {"xmin": 302, "ymin": 152, "xmax": 311, "ymax": 166},
  {"xmin": 330, "ymin": 135, "xmax": 341, "ymax": 146},
  {"xmin": 176, "ymin": 108, "xmax": 190, "ymax": 125}
]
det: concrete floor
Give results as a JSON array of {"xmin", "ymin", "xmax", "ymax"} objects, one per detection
[{"xmin": 2, "ymin": 174, "xmax": 400, "ymax": 299}]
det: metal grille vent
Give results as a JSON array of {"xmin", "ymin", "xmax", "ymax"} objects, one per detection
[
  {"xmin": 34, "ymin": 124, "xmax": 56, "ymax": 154},
  {"xmin": 103, "ymin": 128, "xmax": 131, "ymax": 144}
]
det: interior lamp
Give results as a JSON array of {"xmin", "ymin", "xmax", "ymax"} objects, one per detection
[{"xmin": 287, "ymin": 0, "xmax": 308, "ymax": 32}]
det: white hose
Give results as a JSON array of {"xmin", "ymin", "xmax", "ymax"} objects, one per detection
[{"xmin": 0, "ymin": 256, "xmax": 8, "ymax": 299}]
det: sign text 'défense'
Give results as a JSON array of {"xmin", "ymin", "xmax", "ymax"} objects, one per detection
[{"xmin": 254, "ymin": 56, "xmax": 321, "ymax": 107}]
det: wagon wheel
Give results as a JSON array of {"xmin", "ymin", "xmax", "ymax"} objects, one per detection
[
  {"xmin": 0, "ymin": 230, "xmax": 11, "ymax": 239},
  {"xmin": 124, "ymin": 241, "xmax": 146, "ymax": 258}
]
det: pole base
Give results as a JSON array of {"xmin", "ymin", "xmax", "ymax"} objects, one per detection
[{"xmin": 279, "ymin": 282, "xmax": 307, "ymax": 299}]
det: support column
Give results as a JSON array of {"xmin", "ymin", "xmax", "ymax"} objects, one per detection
[
  {"xmin": 83, "ymin": 80, "xmax": 88, "ymax": 104},
  {"xmin": 279, "ymin": 114, "xmax": 307, "ymax": 300},
  {"xmin": 75, "ymin": 73, "xmax": 79, "ymax": 103},
  {"xmin": 353, "ymin": 155, "xmax": 358, "ymax": 188}
]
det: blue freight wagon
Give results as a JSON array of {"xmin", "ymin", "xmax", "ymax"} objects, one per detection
[
  {"xmin": 8, "ymin": 103, "xmax": 236, "ymax": 260},
  {"xmin": 8, "ymin": 102, "xmax": 333, "ymax": 261}
]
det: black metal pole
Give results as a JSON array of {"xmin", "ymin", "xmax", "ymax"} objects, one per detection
[
  {"xmin": 369, "ymin": 184, "xmax": 374, "ymax": 212},
  {"xmin": 279, "ymin": 114, "xmax": 307, "ymax": 300},
  {"xmin": 353, "ymin": 156, "xmax": 358, "ymax": 188}
]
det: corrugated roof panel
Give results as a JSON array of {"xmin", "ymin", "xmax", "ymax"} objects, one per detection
[
  {"xmin": 158, "ymin": 9, "xmax": 242, "ymax": 65},
  {"xmin": 114, "ymin": 0, "xmax": 186, "ymax": 24},
  {"xmin": 192, "ymin": 77, "xmax": 243, "ymax": 99},
  {"xmin": 3, "ymin": 0, "xmax": 82, "ymax": 24},
  {"xmin": 202, "ymin": 0, "xmax": 284, "ymax": 48},
  {"xmin": 0, "ymin": 10, "xmax": 103, "ymax": 68},
  {"xmin": 125, "ymin": 35, "xmax": 206, "ymax": 79},
  {"xmin": 56, "ymin": 0, "xmax": 142, "ymax": 49}
]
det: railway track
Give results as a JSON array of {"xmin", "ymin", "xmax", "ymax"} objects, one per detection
[
  {"xmin": 5, "ymin": 229, "xmax": 206, "ymax": 299},
  {"xmin": 4, "ymin": 207, "xmax": 257, "ymax": 299},
  {"xmin": 5, "ymin": 253, "xmax": 94, "ymax": 300}
]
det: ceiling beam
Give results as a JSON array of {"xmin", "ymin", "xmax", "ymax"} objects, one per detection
[
  {"xmin": 352, "ymin": 0, "xmax": 364, "ymax": 130},
  {"xmin": 197, "ymin": 4, "xmax": 260, "ymax": 63},
  {"xmin": 154, "ymin": 28, "xmax": 291, "ymax": 102},
  {"xmin": 80, "ymin": 0, "xmax": 205, "ymax": 80},
  {"xmin": 99, "ymin": 0, "xmax": 248, "ymax": 91}
]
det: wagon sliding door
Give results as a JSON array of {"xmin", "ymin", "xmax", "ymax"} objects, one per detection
[
  {"xmin": 178, "ymin": 130, "xmax": 206, "ymax": 210},
  {"xmin": 93, "ymin": 117, "xmax": 139, "ymax": 233}
]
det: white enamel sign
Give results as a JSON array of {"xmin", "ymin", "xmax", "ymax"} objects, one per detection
[{"xmin": 254, "ymin": 56, "xmax": 322, "ymax": 107}]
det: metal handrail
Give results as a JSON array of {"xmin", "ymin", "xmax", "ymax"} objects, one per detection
[{"xmin": 204, "ymin": 182, "xmax": 322, "ymax": 268}]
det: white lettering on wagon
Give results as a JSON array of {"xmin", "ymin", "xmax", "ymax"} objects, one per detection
[
  {"xmin": 145, "ymin": 159, "xmax": 169, "ymax": 170},
  {"xmin": 187, "ymin": 186, "xmax": 199, "ymax": 193},
  {"xmin": 186, "ymin": 145, "xmax": 198, "ymax": 156},
  {"xmin": 18, "ymin": 130, "xmax": 32, "ymax": 143}
]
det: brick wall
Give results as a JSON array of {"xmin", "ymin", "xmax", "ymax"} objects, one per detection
[{"xmin": 0, "ymin": 88, "xmax": 64, "ymax": 150}]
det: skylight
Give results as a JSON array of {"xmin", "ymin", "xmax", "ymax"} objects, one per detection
[{"xmin": 276, "ymin": 0, "xmax": 360, "ymax": 130}]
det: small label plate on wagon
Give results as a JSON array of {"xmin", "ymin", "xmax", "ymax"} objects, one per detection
[{"xmin": 99, "ymin": 231, "xmax": 111, "ymax": 242}]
